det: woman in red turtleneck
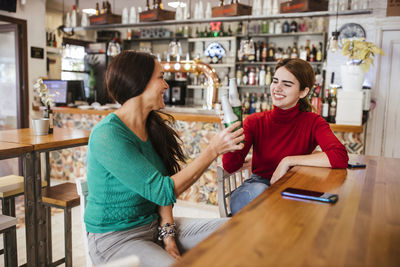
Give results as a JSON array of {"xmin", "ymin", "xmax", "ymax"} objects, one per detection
[{"xmin": 222, "ymin": 58, "xmax": 348, "ymax": 215}]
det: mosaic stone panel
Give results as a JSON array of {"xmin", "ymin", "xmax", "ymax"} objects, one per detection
[{"xmin": 53, "ymin": 111, "xmax": 364, "ymax": 205}]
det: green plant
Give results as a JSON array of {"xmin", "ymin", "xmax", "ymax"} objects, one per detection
[{"xmin": 341, "ymin": 38, "xmax": 385, "ymax": 72}]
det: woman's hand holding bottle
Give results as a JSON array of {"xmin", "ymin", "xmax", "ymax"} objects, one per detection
[{"xmin": 209, "ymin": 121, "xmax": 244, "ymax": 156}]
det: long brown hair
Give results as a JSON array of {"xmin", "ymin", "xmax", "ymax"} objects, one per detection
[
  {"xmin": 106, "ymin": 50, "xmax": 186, "ymax": 175},
  {"xmin": 275, "ymin": 58, "xmax": 315, "ymax": 112}
]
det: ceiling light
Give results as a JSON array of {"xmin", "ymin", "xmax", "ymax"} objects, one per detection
[
  {"xmin": 168, "ymin": 2, "xmax": 187, "ymax": 8},
  {"xmin": 82, "ymin": 8, "xmax": 97, "ymax": 15}
]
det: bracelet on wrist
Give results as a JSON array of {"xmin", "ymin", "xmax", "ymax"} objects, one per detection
[{"xmin": 158, "ymin": 223, "xmax": 176, "ymax": 241}]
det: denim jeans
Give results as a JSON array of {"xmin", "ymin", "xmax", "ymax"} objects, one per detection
[{"xmin": 230, "ymin": 173, "xmax": 271, "ymax": 215}]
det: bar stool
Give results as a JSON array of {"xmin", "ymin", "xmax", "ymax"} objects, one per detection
[
  {"xmin": 42, "ymin": 182, "xmax": 80, "ymax": 267},
  {"xmin": 0, "ymin": 175, "xmax": 48, "ymax": 217},
  {"xmin": 0, "ymin": 214, "xmax": 18, "ymax": 267}
]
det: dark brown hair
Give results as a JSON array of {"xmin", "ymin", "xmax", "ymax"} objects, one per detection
[
  {"xmin": 274, "ymin": 58, "xmax": 315, "ymax": 112},
  {"xmin": 106, "ymin": 50, "xmax": 185, "ymax": 175}
]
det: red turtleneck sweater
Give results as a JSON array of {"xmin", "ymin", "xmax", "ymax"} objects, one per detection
[{"xmin": 222, "ymin": 104, "xmax": 349, "ymax": 179}]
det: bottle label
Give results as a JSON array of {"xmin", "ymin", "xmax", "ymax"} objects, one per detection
[{"xmin": 232, "ymin": 106, "xmax": 243, "ymax": 124}]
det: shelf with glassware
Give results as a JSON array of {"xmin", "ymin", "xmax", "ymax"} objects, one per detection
[{"xmin": 62, "ymin": 9, "xmax": 372, "ymax": 32}]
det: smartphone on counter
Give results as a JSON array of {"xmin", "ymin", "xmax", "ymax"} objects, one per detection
[
  {"xmin": 281, "ymin": 187, "xmax": 338, "ymax": 204},
  {"xmin": 347, "ymin": 162, "xmax": 367, "ymax": 169}
]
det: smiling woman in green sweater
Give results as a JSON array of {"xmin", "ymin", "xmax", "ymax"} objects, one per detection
[{"xmin": 85, "ymin": 51, "xmax": 244, "ymax": 267}]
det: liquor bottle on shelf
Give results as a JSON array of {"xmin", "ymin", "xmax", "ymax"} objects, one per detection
[
  {"xmin": 262, "ymin": 21, "xmax": 268, "ymax": 33},
  {"xmin": 145, "ymin": 0, "xmax": 151, "ymax": 11},
  {"xmin": 255, "ymin": 67, "xmax": 260, "ymax": 86},
  {"xmin": 248, "ymin": 39, "xmax": 256, "ymax": 62},
  {"xmin": 290, "ymin": 20, "xmax": 298, "ymax": 32},
  {"xmin": 243, "ymin": 92, "xmax": 250, "ymax": 115},
  {"xmin": 305, "ymin": 40, "xmax": 311, "ymax": 61},
  {"xmin": 275, "ymin": 20, "xmax": 282, "ymax": 34},
  {"xmin": 299, "ymin": 45, "xmax": 307, "ymax": 61},
  {"xmin": 291, "ymin": 42, "xmax": 298, "ymax": 59},
  {"xmin": 248, "ymin": 67, "xmax": 256, "ymax": 85},
  {"xmin": 328, "ymin": 86, "xmax": 337, "ymax": 123},
  {"xmin": 255, "ymin": 93, "xmax": 262, "ymax": 113},
  {"xmin": 255, "ymin": 41, "xmax": 261, "ymax": 62},
  {"xmin": 228, "ymin": 78, "xmax": 243, "ymax": 124},
  {"xmin": 265, "ymin": 66, "xmax": 272, "ymax": 86},
  {"xmin": 311, "ymin": 44, "xmax": 317, "ymax": 62},
  {"xmin": 96, "ymin": 2, "xmax": 100, "ymax": 15},
  {"xmin": 101, "ymin": 2, "xmax": 105, "ymax": 14},
  {"xmin": 267, "ymin": 43, "xmax": 275, "ymax": 61},
  {"xmin": 282, "ymin": 20, "xmax": 290, "ymax": 33},
  {"xmin": 262, "ymin": 42, "xmax": 268, "ymax": 62},
  {"xmin": 250, "ymin": 93, "xmax": 257, "ymax": 114},
  {"xmin": 242, "ymin": 67, "xmax": 249, "ymax": 85},
  {"xmin": 259, "ymin": 65, "xmax": 266, "ymax": 86},
  {"xmin": 261, "ymin": 93, "xmax": 269, "ymax": 111},
  {"xmin": 316, "ymin": 42, "xmax": 323, "ymax": 62},
  {"xmin": 236, "ymin": 65, "xmax": 243, "ymax": 85},
  {"xmin": 311, "ymin": 84, "xmax": 322, "ymax": 114},
  {"xmin": 269, "ymin": 20, "xmax": 275, "ymax": 34},
  {"xmin": 321, "ymin": 89, "xmax": 329, "ymax": 121}
]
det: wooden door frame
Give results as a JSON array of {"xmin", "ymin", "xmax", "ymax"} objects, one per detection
[
  {"xmin": 366, "ymin": 23, "xmax": 400, "ymax": 156},
  {"xmin": 0, "ymin": 14, "xmax": 28, "ymax": 128}
]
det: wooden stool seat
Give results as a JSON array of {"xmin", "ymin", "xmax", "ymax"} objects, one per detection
[
  {"xmin": 0, "ymin": 175, "xmax": 47, "ymax": 198},
  {"xmin": 42, "ymin": 182, "xmax": 80, "ymax": 267},
  {"xmin": 0, "ymin": 214, "xmax": 18, "ymax": 266},
  {"xmin": 42, "ymin": 182, "xmax": 80, "ymax": 208},
  {"xmin": 0, "ymin": 214, "xmax": 17, "ymax": 231}
]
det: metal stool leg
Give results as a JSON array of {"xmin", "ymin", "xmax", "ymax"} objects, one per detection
[
  {"xmin": 2, "ymin": 197, "xmax": 16, "ymax": 217},
  {"xmin": 3, "ymin": 225, "xmax": 18, "ymax": 267},
  {"xmin": 46, "ymin": 206, "xmax": 53, "ymax": 265},
  {"xmin": 64, "ymin": 208, "xmax": 72, "ymax": 267}
]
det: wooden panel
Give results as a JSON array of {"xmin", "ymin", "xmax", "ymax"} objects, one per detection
[
  {"xmin": 42, "ymin": 182, "xmax": 80, "ymax": 208},
  {"xmin": 0, "ymin": 141, "xmax": 32, "ymax": 158},
  {"xmin": 0, "ymin": 214, "xmax": 17, "ymax": 231},
  {"xmin": 329, "ymin": 123, "xmax": 363, "ymax": 133},
  {"xmin": 0, "ymin": 128, "xmax": 90, "ymax": 151},
  {"xmin": 174, "ymin": 156, "xmax": 400, "ymax": 267}
]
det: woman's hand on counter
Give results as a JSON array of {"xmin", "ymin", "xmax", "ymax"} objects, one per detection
[{"xmin": 210, "ymin": 121, "xmax": 244, "ymax": 156}]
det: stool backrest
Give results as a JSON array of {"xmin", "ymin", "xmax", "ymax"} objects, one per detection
[
  {"xmin": 217, "ymin": 165, "xmax": 251, "ymax": 217},
  {"xmin": 75, "ymin": 178, "xmax": 92, "ymax": 267}
]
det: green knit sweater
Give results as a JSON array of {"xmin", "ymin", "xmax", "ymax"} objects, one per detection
[{"xmin": 84, "ymin": 113, "xmax": 176, "ymax": 233}]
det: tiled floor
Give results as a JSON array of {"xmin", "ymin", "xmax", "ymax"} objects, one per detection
[{"xmin": 0, "ymin": 200, "xmax": 220, "ymax": 267}]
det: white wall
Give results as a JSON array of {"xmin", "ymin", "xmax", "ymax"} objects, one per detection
[
  {"xmin": 326, "ymin": 0, "xmax": 400, "ymax": 155},
  {"xmin": 0, "ymin": 0, "xmax": 47, "ymax": 121}
]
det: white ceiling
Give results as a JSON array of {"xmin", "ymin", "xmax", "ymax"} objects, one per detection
[{"xmin": 45, "ymin": 0, "xmax": 243, "ymax": 14}]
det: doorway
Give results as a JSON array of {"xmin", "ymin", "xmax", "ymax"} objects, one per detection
[
  {"xmin": 366, "ymin": 27, "xmax": 400, "ymax": 158},
  {"xmin": 0, "ymin": 15, "xmax": 29, "ymax": 175}
]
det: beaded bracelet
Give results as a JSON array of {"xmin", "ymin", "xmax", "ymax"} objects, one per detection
[{"xmin": 158, "ymin": 223, "xmax": 176, "ymax": 241}]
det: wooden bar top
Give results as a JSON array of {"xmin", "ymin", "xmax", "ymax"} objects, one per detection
[
  {"xmin": 0, "ymin": 141, "xmax": 32, "ymax": 159},
  {"xmin": 174, "ymin": 155, "xmax": 400, "ymax": 267},
  {"xmin": 53, "ymin": 107, "xmax": 363, "ymax": 132},
  {"xmin": 0, "ymin": 128, "xmax": 90, "ymax": 151}
]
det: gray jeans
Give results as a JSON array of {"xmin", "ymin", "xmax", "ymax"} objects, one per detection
[{"xmin": 88, "ymin": 217, "xmax": 229, "ymax": 267}]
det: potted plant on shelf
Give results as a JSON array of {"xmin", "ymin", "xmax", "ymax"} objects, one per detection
[{"xmin": 340, "ymin": 38, "xmax": 385, "ymax": 91}]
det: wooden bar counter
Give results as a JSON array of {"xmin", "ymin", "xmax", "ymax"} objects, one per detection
[
  {"xmin": 51, "ymin": 107, "xmax": 365, "ymax": 205},
  {"xmin": 174, "ymin": 155, "xmax": 400, "ymax": 267}
]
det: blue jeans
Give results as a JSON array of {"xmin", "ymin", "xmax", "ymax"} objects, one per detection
[{"xmin": 230, "ymin": 173, "xmax": 270, "ymax": 215}]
